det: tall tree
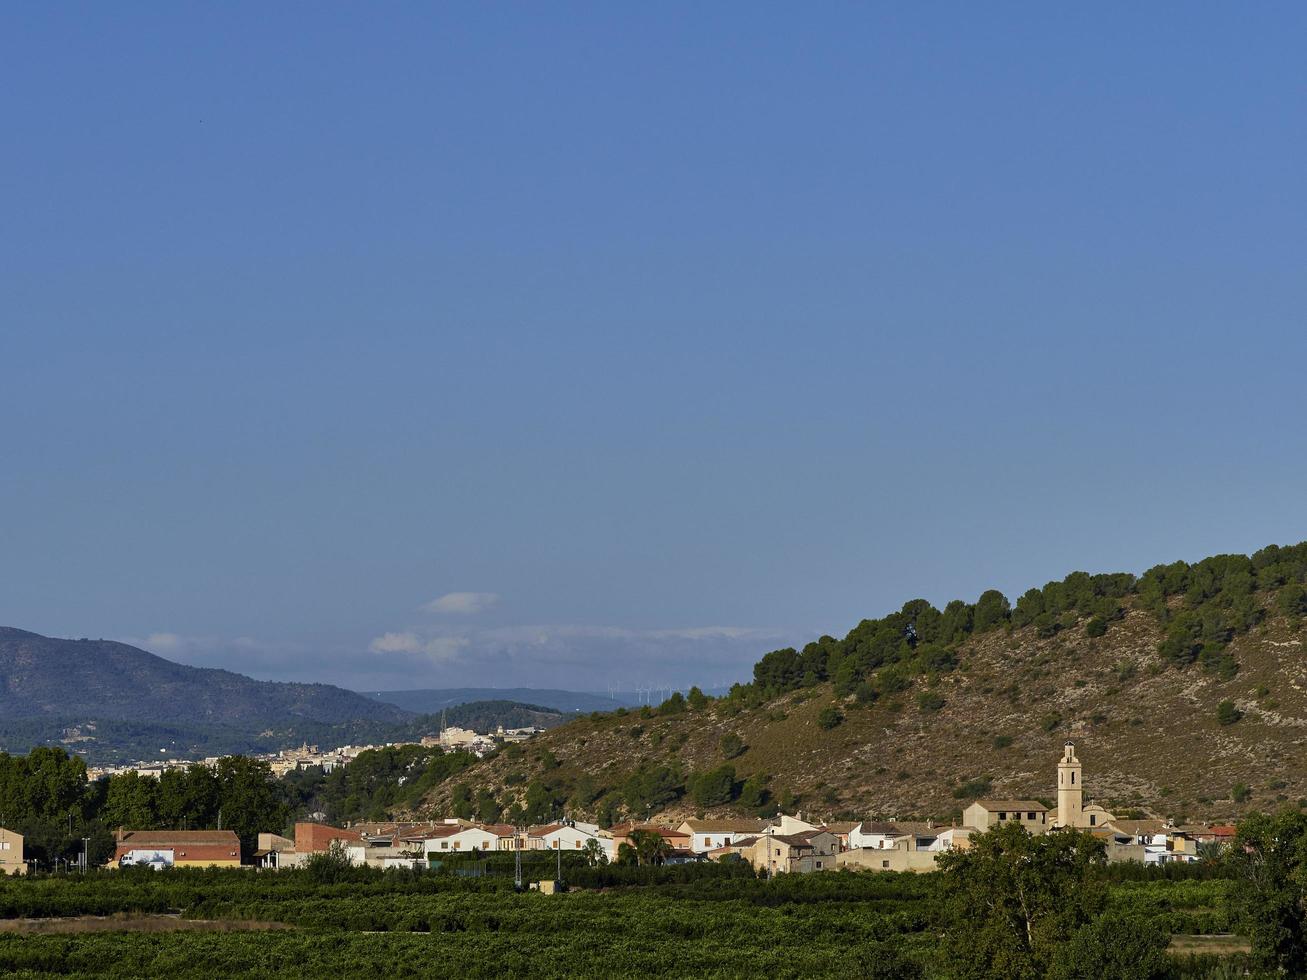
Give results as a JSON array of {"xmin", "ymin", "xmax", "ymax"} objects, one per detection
[
  {"xmin": 936, "ymin": 825, "xmax": 1107, "ymax": 980},
  {"xmin": 1229, "ymin": 808, "xmax": 1307, "ymax": 975}
]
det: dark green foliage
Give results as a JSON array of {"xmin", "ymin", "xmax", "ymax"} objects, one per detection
[
  {"xmin": 1279, "ymin": 583, "xmax": 1307, "ymax": 618},
  {"xmin": 1232, "ymin": 783, "xmax": 1251, "ymax": 804},
  {"xmin": 1229, "ymin": 808, "xmax": 1307, "ymax": 974},
  {"xmin": 737, "ymin": 773, "xmax": 770, "ymax": 812},
  {"xmin": 450, "ymin": 782, "xmax": 473, "ymax": 819},
  {"xmin": 916, "ymin": 691, "xmax": 945, "ymax": 712},
  {"xmin": 621, "ymin": 764, "xmax": 684, "ymax": 815},
  {"xmin": 1047, "ymin": 912, "xmax": 1171, "ymax": 980},
  {"xmin": 1217, "ymin": 701, "xmax": 1242, "ymax": 726},
  {"xmin": 937, "ymin": 824, "xmax": 1107, "ymax": 979},
  {"xmin": 992, "ymin": 735, "xmax": 1013, "ymax": 750},
  {"xmin": 688, "ymin": 765, "xmax": 737, "ymax": 808},
  {"xmin": 718, "ymin": 733, "xmax": 745, "ymax": 759},
  {"xmin": 952, "ymin": 777, "xmax": 992, "ymax": 800},
  {"xmin": 973, "ymin": 590, "xmax": 1011, "ymax": 632},
  {"xmin": 283, "ymin": 744, "xmax": 475, "ymax": 825},
  {"xmin": 1040, "ymin": 712, "xmax": 1063, "ymax": 732},
  {"xmin": 817, "ymin": 708, "xmax": 843, "ymax": 730},
  {"xmin": 533, "ymin": 747, "xmax": 558, "ymax": 770},
  {"xmin": 1084, "ymin": 617, "xmax": 1108, "ymax": 637},
  {"xmin": 658, "ymin": 692, "xmax": 686, "ymax": 715}
]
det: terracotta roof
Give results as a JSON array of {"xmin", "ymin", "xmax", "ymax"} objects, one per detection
[
  {"xmin": 761, "ymin": 834, "xmax": 815, "ymax": 850},
  {"xmin": 794, "ymin": 829, "xmax": 838, "ymax": 841},
  {"xmin": 604, "ymin": 823, "xmax": 690, "ymax": 840},
  {"xmin": 400, "ymin": 824, "xmax": 465, "ymax": 841},
  {"xmin": 116, "ymin": 830, "xmax": 239, "ymax": 846},
  {"xmin": 1104, "ymin": 819, "xmax": 1169, "ymax": 836},
  {"xmin": 970, "ymin": 800, "xmax": 1048, "ymax": 812},
  {"xmin": 821, "ymin": 822, "xmax": 859, "ymax": 834},
  {"xmin": 528, "ymin": 824, "xmax": 567, "ymax": 837}
]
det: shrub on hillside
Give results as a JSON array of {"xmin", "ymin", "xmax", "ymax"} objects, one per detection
[
  {"xmin": 719, "ymin": 733, "xmax": 745, "ymax": 759},
  {"xmin": 1217, "ymin": 701, "xmax": 1242, "ymax": 726},
  {"xmin": 817, "ymin": 708, "xmax": 843, "ymax": 730},
  {"xmin": 916, "ymin": 691, "xmax": 945, "ymax": 712}
]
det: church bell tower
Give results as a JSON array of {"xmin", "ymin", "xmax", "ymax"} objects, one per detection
[{"xmin": 1056, "ymin": 740, "xmax": 1083, "ymax": 828}]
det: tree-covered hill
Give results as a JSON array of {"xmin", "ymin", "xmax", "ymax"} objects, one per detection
[
  {"xmin": 441, "ymin": 700, "xmax": 568, "ymax": 732},
  {"xmin": 0, "ymin": 629, "xmax": 415, "ymax": 760},
  {"xmin": 416, "ymin": 541, "xmax": 1307, "ymax": 827}
]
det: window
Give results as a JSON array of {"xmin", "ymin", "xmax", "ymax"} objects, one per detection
[
  {"xmin": 997, "ymin": 812, "xmax": 1007, "ymax": 820},
  {"xmin": 882, "ymin": 860, "xmax": 890, "ymax": 869},
  {"xmin": 1027, "ymin": 812, "xmax": 1036, "ymax": 821},
  {"xmin": 440, "ymin": 841, "xmax": 449, "ymax": 849},
  {"xmin": 0, "ymin": 842, "xmax": 9, "ymax": 851},
  {"xmin": 1089, "ymin": 815, "xmax": 1096, "ymax": 826},
  {"xmin": 453, "ymin": 841, "xmax": 461, "ymax": 850},
  {"xmin": 1071, "ymin": 772, "xmax": 1076, "ymax": 784}
]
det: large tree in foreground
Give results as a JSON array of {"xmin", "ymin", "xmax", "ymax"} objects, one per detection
[
  {"xmin": 936, "ymin": 824, "xmax": 1108, "ymax": 980},
  {"xmin": 1229, "ymin": 807, "xmax": 1307, "ymax": 975}
]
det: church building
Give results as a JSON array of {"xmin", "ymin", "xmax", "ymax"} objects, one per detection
[{"xmin": 1053, "ymin": 741, "xmax": 1116, "ymax": 829}]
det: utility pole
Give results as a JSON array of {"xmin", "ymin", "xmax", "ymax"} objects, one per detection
[
  {"xmin": 513, "ymin": 830, "xmax": 523, "ymax": 890},
  {"xmin": 81, "ymin": 837, "xmax": 90, "ymax": 873}
]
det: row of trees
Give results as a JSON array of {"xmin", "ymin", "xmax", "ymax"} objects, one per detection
[
  {"xmin": 0, "ymin": 743, "xmax": 485, "ymax": 867},
  {"xmin": 0, "ymin": 748, "xmax": 291, "ymax": 865}
]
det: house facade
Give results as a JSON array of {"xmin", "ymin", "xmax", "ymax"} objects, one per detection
[
  {"xmin": 0, "ymin": 827, "xmax": 24, "ymax": 875},
  {"xmin": 114, "ymin": 830, "xmax": 242, "ymax": 868},
  {"xmin": 678, "ymin": 819, "xmax": 767, "ymax": 853},
  {"xmin": 962, "ymin": 800, "xmax": 1049, "ymax": 834}
]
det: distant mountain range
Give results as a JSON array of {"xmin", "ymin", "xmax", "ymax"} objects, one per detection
[
  {"xmin": 0, "ymin": 628, "xmax": 635, "ymax": 764},
  {"xmin": 0, "ymin": 627, "xmax": 410, "ymax": 728},
  {"xmin": 366, "ymin": 687, "xmax": 639, "ymax": 715}
]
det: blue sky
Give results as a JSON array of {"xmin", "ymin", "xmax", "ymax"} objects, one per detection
[{"xmin": 2, "ymin": 4, "xmax": 1305, "ymax": 692}]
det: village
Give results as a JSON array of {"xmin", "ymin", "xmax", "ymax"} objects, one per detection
[
  {"xmin": 84, "ymin": 722, "xmax": 539, "ymax": 782},
  {"xmin": 56, "ymin": 741, "xmax": 1232, "ymax": 879}
]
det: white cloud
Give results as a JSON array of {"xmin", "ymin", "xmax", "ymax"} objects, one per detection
[
  {"xmin": 142, "ymin": 631, "xmax": 187, "ymax": 653},
  {"xmin": 422, "ymin": 592, "xmax": 500, "ymax": 615},
  {"xmin": 368, "ymin": 631, "xmax": 468, "ymax": 662},
  {"xmin": 368, "ymin": 631, "xmax": 426, "ymax": 654},
  {"xmin": 360, "ymin": 621, "xmax": 795, "ymax": 687},
  {"xmin": 423, "ymin": 590, "xmax": 499, "ymax": 614}
]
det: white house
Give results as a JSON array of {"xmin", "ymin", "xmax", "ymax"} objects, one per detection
[
  {"xmin": 849, "ymin": 822, "xmax": 911, "ymax": 850},
  {"xmin": 678, "ymin": 819, "xmax": 768, "ymax": 854},
  {"xmin": 419, "ymin": 824, "xmax": 516, "ymax": 856},
  {"xmin": 764, "ymin": 813, "xmax": 820, "ymax": 836},
  {"xmin": 528, "ymin": 823, "xmax": 599, "ymax": 851}
]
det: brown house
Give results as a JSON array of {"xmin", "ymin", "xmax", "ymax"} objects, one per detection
[
  {"xmin": 295, "ymin": 822, "xmax": 363, "ymax": 855},
  {"xmin": 603, "ymin": 823, "xmax": 692, "ymax": 856}
]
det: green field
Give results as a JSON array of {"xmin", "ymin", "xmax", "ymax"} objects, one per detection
[{"xmin": 0, "ymin": 862, "xmax": 1251, "ymax": 979}]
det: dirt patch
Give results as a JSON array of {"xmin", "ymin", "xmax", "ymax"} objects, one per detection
[
  {"xmin": 1168, "ymin": 934, "xmax": 1251, "ymax": 956},
  {"xmin": 0, "ymin": 915, "xmax": 290, "ymax": 935}
]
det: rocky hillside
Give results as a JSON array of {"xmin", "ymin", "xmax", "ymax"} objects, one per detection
[{"xmin": 417, "ymin": 542, "xmax": 1307, "ymax": 826}]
